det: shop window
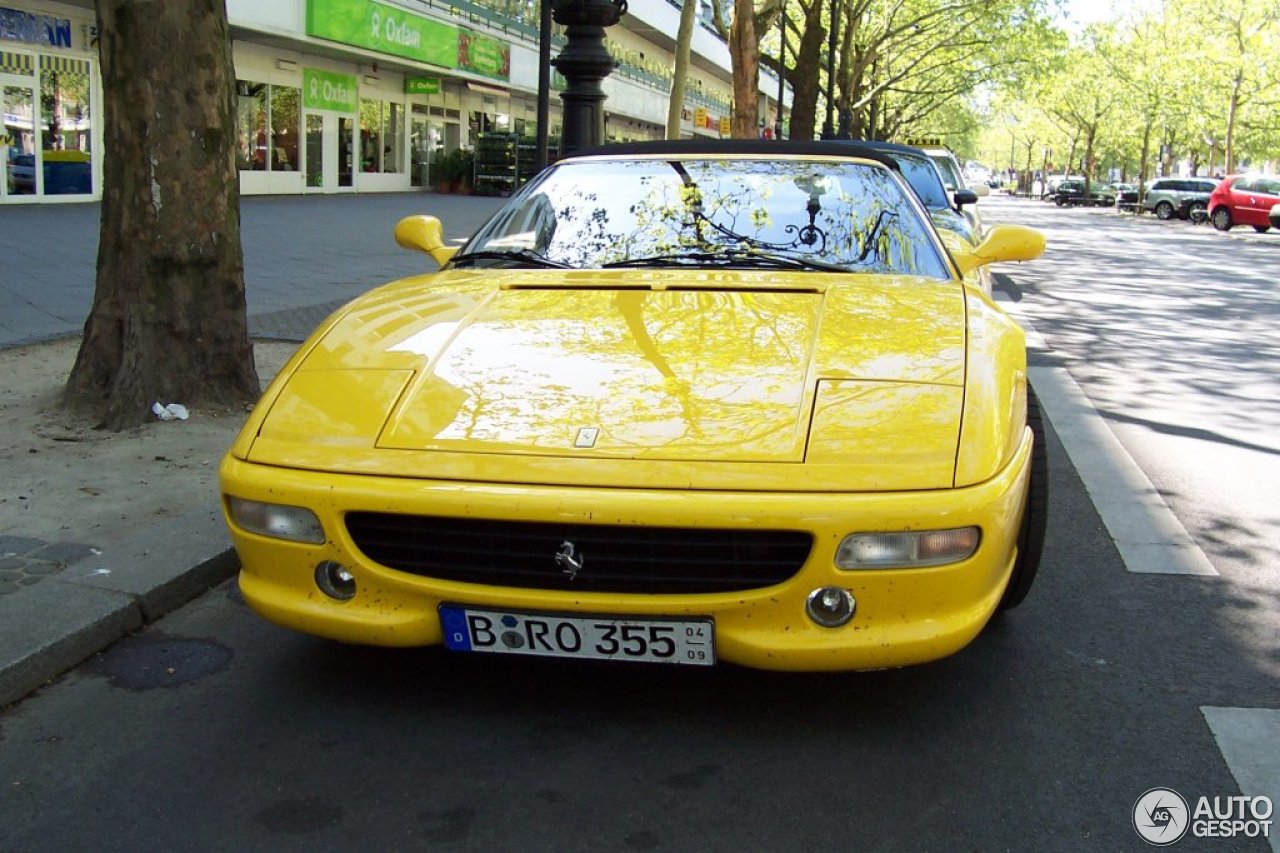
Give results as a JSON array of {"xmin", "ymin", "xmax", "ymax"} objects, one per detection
[
  {"xmin": 236, "ymin": 80, "xmax": 300, "ymax": 173},
  {"xmin": 270, "ymin": 85, "xmax": 300, "ymax": 172},
  {"xmin": 38, "ymin": 55, "xmax": 93, "ymax": 195},
  {"xmin": 360, "ymin": 98, "xmax": 403, "ymax": 173},
  {"xmin": 236, "ymin": 81, "xmax": 267, "ymax": 171}
]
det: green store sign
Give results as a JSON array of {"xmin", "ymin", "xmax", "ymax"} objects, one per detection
[
  {"xmin": 303, "ymin": 68, "xmax": 359, "ymax": 112},
  {"xmin": 405, "ymin": 76, "xmax": 441, "ymax": 95},
  {"xmin": 458, "ymin": 28, "xmax": 510, "ymax": 80},
  {"xmin": 306, "ymin": 0, "xmax": 458, "ymax": 68}
]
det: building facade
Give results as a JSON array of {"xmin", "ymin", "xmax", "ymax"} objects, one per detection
[{"xmin": 1, "ymin": 0, "xmax": 789, "ymax": 204}]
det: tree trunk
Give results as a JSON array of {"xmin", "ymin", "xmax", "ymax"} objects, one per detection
[
  {"xmin": 65, "ymin": 0, "xmax": 257, "ymax": 430},
  {"xmin": 1224, "ymin": 70, "xmax": 1242, "ymax": 174},
  {"xmin": 729, "ymin": 0, "xmax": 760, "ymax": 138},
  {"xmin": 1137, "ymin": 118, "xmax": 1152, "ymax": 210},
  {"xmin": 665, "ymin": 0, "xmax": 699, "ymax": 139},
  {"xmin": 785, "ymin": 0, "xmax": 827, "ymax": 140}
]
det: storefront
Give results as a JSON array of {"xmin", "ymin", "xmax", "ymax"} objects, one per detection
[
  {"xmin": 1, "ymin": 2, "xmax": 99, "ymax": 204},
  {"xmin": 4, "ymin": 0, "xmax": 786, "ymax": 203}
]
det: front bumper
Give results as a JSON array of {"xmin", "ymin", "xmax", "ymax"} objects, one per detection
[{"xmin": 221, "ymin": 430, "xmax": 1032, "ymax": 672}]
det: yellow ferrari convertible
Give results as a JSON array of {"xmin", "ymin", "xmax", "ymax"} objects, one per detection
[{"xmin": 221, "ymin": 140, "xmax": 1046, "ymax": 671}]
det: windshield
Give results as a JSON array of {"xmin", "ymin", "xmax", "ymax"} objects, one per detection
[
  {"xmin": 893, "ymin": 153, "xmax": 951, "ymax": 210},
  {"xmin": 460, "ymin": 157, "xmax": 950, "ymax": 278},
  {"xmin": 926, "ymin": 152, "xmax": 965, "ymax": 192}
]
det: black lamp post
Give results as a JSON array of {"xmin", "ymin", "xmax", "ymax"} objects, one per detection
[
  {"xmin": 552, "ymin": 0, "xmax": 628, "ymax": 157},
  {"xmin": 535, "ymin": 0, "xmax": 553, "ymax": 170}
]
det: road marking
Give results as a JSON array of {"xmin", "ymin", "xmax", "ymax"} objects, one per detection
[
  {"xmin": 997, "ymin": 294, "xmax": 1218, "ymax": 576},
  {"xmin": 1202, "ymin": 707, "xmax": 1280, "ymax": 853}
]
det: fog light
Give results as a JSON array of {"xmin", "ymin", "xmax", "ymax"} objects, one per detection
[
  {"xmin": 805, "ymin": 586, "xmax": 856, "ymax": 628},
  {"xmin": 315, "ymin": 561, "xmax": 357, "ymax": 601}
]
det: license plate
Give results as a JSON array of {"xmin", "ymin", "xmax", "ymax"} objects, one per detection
[{"xmin": 439, "ymin": 605, "xmax": 715, "ymax": 666}]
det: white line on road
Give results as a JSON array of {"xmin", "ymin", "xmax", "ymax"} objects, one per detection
[
  {"xmin": 997, "ymin": 294, "xmax": 1218, "ymax": 576},
  {"xmin": 1202, "ymin": 707, "xmax": 1280, "ymax": 853}
]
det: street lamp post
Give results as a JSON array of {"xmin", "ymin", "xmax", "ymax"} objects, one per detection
[
  {"xmin": 535, "ymin": 0, "xmax": 553, "ymax": 169},
  {"xmin": 551, "ymin": 0, "xmax": 627, "ymax": 157}
]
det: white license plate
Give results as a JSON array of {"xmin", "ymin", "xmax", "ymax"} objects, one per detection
[{"xmin": 439, "ymin": 605, "xmax": 715, "ymax": 666}]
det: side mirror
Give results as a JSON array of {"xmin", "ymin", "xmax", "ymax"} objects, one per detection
[
  {"xmin": 394, "ymin": 215, "xmax": 458, "ymax": 267},
  {"xmin": 954, "ymin": 188, "xmax": 979, "ymax": 208},
  {"xmin": 953, "ymin": 224, "xmax": 1045, "ymax": 277}
]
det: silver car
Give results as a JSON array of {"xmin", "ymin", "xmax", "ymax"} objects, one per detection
[{"xmin": 1143, "ymin": 176, "xmax": 1219, "ymax": 220}]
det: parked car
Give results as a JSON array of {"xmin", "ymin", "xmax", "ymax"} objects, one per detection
[
  {"xmin": 1053, "ymin": 180, "xmax": 1116, "ymax": 207},
  {"xmin": 838, "ymin": 140, "xmax": 992, "ymax": 294},
  {"xmin": 917, "ymin": 143, "xmax": 988, "ymax": 225},
  {"xmin": 1143, "ymin": 176, "xmax": 1219, "ymax": 220},
  {"xmin": 1270, "ymin": 203, "xmax": 1280, "ymax": 230},
  {"xmin": 1113, "ymin": 183, "xmax": 1139, "ymax": 210},
  {"xmin": 1208, "ymin": 174, "xmax": 1280, "ymax": 232},
  {"xmin": 1041, "ymin": 174, "xmax": 1085, "ymax": 199},
  {"xmin": 220, "ymin": 139, "xmax": 1048, "ymax": 672},
  {"xmin": 7, "ymin": 151, "xmax": 35, "ymax": 194}
]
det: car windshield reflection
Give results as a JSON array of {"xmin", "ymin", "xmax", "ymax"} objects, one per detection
[{"xmin": 458, "ymin": 157, "xmax": 950, "ymax": 279}]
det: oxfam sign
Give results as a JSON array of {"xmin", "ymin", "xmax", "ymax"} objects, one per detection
[
  {"xmin": 303, "ymin": 68, "xmax": 358, "ymax": 113},
  {"xmin": 306, "ymin": 0, "xmax": 458, "ymax": 68}
]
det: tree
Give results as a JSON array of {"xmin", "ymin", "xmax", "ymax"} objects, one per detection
[
  {"xmin": 665, "ymin": 0, "xmax": 700, "ymax": 139},
  {"xmin": 65, "ymin": 0, "xmax": 258, "ymax": 430},
  {"xmin": 1172, "ymin": 0, "xmax": 1280, "ymax": 172},
  {"xmin": 712, "ymin": 0, "xmax": 785, "ymax": 136}
]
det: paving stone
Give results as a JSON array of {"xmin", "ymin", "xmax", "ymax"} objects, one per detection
[
  {"xmin": 22, "ymin": 560, "xmax": 63, "ymax": 576},
  {"xmin": 0, "ymin": 579, "xmax": 20, "ymax": 596},
  {"xmin": 0, "ymin": 567, "xmax": 23, "ymax": 580},
  {"xmin": 30, "ymin": 542, "xmax": 98, "ymax": 565},
  {"xmin": 0, "ymin": 536, "xmax": 47, "ymax": 557},
  {"xmin": 0, "ymin": 557, "xmax": 25, "ymax": 571},
  {"xmin": 16, "ymin": 575, "xmax": 42, "ymax": 587}
]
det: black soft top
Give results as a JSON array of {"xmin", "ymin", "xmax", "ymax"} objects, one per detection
[{"xmin": 568, "ymin": 139, "xmax": 901, "ymax": 173}]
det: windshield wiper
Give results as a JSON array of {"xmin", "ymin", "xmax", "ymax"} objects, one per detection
[
  {"xmin": 450, "ymin": 249, "xmax": 571, "ymax": 269},
  {"xmin": 603, "ymin": 249, "xmax": 847, "ymax": 273}
]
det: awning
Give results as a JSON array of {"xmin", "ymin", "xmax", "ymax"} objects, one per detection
[
  {"xmin": 40, "ymin": 55, "xmax": 90, "ymax": 75},
  {"xmin": 0, "ymin": 50, "xmax": 34, "ymax": 75},
  {"xmin": 466, "ymin": 81, "xmax": 509, "ymax": 98}
]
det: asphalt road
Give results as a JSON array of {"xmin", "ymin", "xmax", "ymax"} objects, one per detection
[{"xmin": 1, "ymin": 196, "xmax": 1277, "ymax": 851}]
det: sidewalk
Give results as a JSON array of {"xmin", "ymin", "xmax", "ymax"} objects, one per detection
[{"xmin": 0, "ymin": 192, "xmax": 505, "ymax": 707}]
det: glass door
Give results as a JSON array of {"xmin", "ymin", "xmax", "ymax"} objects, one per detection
[
  {"xmin": 303, "ymin": 113, "xmax": 356, "ymax": 193},
  {"xmin": 410, "ymin": 109, "xmax": 430, "ymax": 188},
  {"xmin": 337, "ymin": 116, "xmax": 354, "ymax": 188}
]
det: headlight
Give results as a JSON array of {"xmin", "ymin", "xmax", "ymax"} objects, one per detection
[
  {"xmin": 226, "ymin": 497, "xmax": 325, "ymax": 544},
  {"xmin": 835, "ymin": 527, "xmax": 980, "ymax": 569}
]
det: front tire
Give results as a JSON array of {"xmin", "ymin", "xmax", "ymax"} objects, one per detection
[
  {"xmin": 1253, "ymin": 225, "xmax": 1271, "ymax": 233},
  {"xmin": 1212, "ymin": 207, "xmax": 1233, "ymax": 231},
  {"xmin": 1155, "ymin": 200, "xmax": 1175, "ymax": 220},
  {"xmin": 999, "ymin": 386, "xmax": 1048, "ymax": 610}
]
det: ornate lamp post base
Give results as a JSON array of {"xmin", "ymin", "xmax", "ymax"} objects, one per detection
[{"xmin": 552, "ymin": 0, "xmax": 627, "ymax": 156}]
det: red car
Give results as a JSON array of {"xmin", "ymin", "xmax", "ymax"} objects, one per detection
[{"xmin": 1209, "ymin": 174, "xmax": 1280, "ymax": 232}]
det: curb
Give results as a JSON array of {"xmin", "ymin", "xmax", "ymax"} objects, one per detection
[{"xmin": 0, "ymin": 508, "xmax": 238, "ymax": 708}]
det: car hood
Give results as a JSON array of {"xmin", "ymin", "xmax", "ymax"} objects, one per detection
[{"xmin": 247, "ymin": 269, "xmax": 967, "ymax": 489}]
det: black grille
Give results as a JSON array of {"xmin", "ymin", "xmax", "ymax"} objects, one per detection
[{"xmin": 344, "ymin": 512, "xmax": 812, "ymax": 594}]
